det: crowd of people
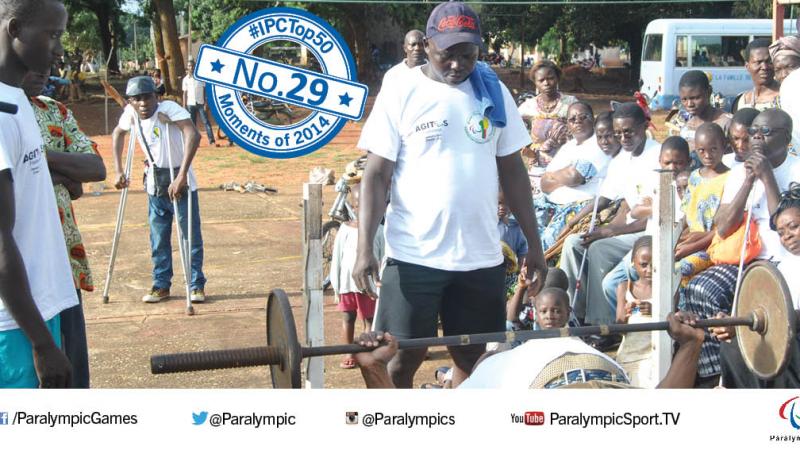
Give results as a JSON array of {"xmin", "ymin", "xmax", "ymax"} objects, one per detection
[{"xmin": 337, "ymin": 2, "xmax": 800, "ymax": 389}]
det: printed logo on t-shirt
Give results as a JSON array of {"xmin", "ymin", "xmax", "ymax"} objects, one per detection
[
  {"xmin": 464, "ymin": 113, "xmax": 494, "ymax": 144},
  {"xmin": 22, "ymin": 147, "xmax": 43, "ymax": 174}
]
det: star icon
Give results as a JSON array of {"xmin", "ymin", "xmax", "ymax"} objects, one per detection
[
  {"xmin": 210, "ymin": 59, "xmax": 225, "ymax": 73},
  {"xmin": 338, "ymin": 92, "xmax": 353, "ymax": 107}
]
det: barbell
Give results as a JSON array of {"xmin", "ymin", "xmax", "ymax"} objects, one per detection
[{"xmin": 150, "ymin": 261, "xmax": 797, "ymax": 388}]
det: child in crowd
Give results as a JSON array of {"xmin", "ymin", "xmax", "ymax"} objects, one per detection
[
  {"xmin": 498, "ymin": 190, "xmax": 528, "ymax": 268},
  {"xmin": 615, "ymin": 236, "xmax": 655, "ymax": 387},
  {"xmin": 675, "ymin": 123, "xmax": 730, "ymax": 289},
  {"xmin": 507, "ymin": 267, "xmax": 571, "ymax": 333},
  {"xmin": 330, "ymin": 183, "xmax": 384, "ymax": 369},
  {"xmin": 723, "ymin": 108, "xmax": 760, "ymax": 169}
]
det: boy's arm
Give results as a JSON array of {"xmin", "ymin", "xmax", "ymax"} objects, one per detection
[
  {"xmin": 0, "ymin": 170, "xmax": 72, "ymax": 387},
  {"xmin": 506, "ymin": 277, "xmax": 529, "ymax": 322}
]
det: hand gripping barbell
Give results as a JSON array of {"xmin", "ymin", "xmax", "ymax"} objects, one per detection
[{"xmin": 150, "ymin": 261, "xmax": 797, "ymax": 388}]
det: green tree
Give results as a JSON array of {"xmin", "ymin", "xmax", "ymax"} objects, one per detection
[{"xmin": 64, "ymin": 0, "xmax": 125, "ymax": 73}]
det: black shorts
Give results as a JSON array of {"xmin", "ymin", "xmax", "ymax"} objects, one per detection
[{"xmin": 374, "ymin": 258, "xmax": 506, "ymax": 339}]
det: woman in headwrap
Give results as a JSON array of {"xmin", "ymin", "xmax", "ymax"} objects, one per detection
[
  {"xmin": 769, "ymin": 34, "xmax": 800, "ymax": 84},
  {"xmin": 770, "ymin": 35, "xmax": 800, "ymax": 151},
  {"xmin": 518, "ymin": 60, "xmax": 577, "ymax": 170}
]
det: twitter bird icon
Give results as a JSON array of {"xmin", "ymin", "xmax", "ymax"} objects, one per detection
[{"xmin": 192, "ymin": 411, "xmax": 208, "ymax": 425}]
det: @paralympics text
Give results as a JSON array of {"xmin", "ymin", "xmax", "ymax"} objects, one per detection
[{"xmin": 358, "ymin": 412, "xmax": 455, "ymax": 428}]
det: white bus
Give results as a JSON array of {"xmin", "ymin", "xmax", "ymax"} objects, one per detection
[{"xmin": 640, "ymin": 19, "xmax": 797, "ymax": 110}]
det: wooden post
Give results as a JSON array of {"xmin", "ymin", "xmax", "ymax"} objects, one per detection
[
  {"xmin": 774, "ymin": 0, "xmax": 786, "ymax": 40},
  {"xmin": 652, "ymin": 170, "xmax": 675, "ymax": 384},
  {"xmin": 302, "ymin": 183, "xmax": 324, "ymax": 388}
]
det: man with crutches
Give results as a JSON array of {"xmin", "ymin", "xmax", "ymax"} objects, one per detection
[{"xmin": 111, "ymin": 76, "xmax": 206, "ymax": 308}]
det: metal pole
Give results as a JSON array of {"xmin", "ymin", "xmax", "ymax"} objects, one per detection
[
  {"xmin": 652, "ymin": 169, "xmax": 675, "ymax": 383},
  {"xmin": 102, "ymin": 133, "xmax": 136, "ymax": 303}
]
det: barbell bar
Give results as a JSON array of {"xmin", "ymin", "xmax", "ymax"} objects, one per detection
[{"xmin": 151, "ymin": 262, "xmax": 796, "ymax": 387}]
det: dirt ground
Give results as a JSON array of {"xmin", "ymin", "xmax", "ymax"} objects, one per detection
[{"xmin": 66, "ymin": 73, "xmax": 657, "ymax": 389}]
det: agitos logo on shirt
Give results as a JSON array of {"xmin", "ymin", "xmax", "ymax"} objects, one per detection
[{"xmin": 437, "ymin": 15, "xmax": 477, "ymax": 31}]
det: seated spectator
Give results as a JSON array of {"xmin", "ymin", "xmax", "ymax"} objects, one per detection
[
  {"xmin": 674, "ymin": 123, "xmax": 730, "ymax": 288},
  {"xmin": 716, "ymin": 182, "xmax": 800, "ymax": 388},
  {"xmin": 682, "ymin": 108, "xmax": 800, "ymax": 386},
  {"xmin": 537, "ymin": 105, "xmax": 615, "ymax": 250},
  {"xmin": 723, "ymin": 108, "xmax": 760, "ymax": 168},
  {"xmin": 601, "ymin": 137, "xmax": 690, "ymax": 328}
]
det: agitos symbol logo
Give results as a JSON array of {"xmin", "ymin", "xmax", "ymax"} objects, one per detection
[{"xmin": 779, "ymin": 396, "xmax": 800, "ymax": 429}]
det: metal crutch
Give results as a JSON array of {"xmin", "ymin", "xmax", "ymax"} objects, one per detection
[
  {"xmin": 102, "ymin": 130, "xmax": 136, "ymax": 303},
  {"xmin": 159, "ymin": 113, "xmax": 194, "ymax": 316}
]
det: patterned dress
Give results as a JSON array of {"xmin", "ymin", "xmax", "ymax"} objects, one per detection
[
  {"xmin": 30, "ymin": 96, "xmax": 100, "ymax": 292},
  {"xmin": 676, "ymin": 170, "xmax": 730, "ymax": 289}
]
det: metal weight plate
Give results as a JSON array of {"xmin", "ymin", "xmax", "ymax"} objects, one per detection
[
  {"xmin": 267, "ymin": 289, "xmax": 302, "ymax": 388},
  {"xmin": 735, "ymin": 261, "xmax": 796, "ymax": 380}
]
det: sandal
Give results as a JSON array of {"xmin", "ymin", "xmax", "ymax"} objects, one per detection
[{"xmin": 339, "ymin": 357, "xmax": 357, "ymax": 369}]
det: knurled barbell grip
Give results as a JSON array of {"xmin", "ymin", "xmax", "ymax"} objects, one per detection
[{"xmin": 150, "ymin": 346, "xmax": 283, "ymax": 374}]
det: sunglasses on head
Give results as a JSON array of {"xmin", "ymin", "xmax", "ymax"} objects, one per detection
[{"xmin": 747, "ymin": 126, "xmax": 787, "ymax": 136}]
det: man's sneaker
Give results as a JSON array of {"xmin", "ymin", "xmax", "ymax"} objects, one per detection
[
  {"xmin": 190, "ymin": 289, "xmax": 206, "ymax": 303},
  {"xmin": 142, "ymin": 287, "xmax": 169, "ymax": 303}
]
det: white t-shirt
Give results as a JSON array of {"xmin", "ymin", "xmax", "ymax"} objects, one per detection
[
  {"xmin": 181, "ymin": 75, "xmax": 205, "ymax": 106},
  {"xmin": 599, "ymin": 139, "xmax": 661, "ymax": 209},
  {"xmin": 545, "ymin": 135, "xmax": 612, "ymax": 205},
  {"xmin": 0, "ymin": 81, "xmax": 78, "ymax": 331},
  {"xmin": 357, "ymin": 66, "xmax": 531, "ymax": 271},
  {"xmin": 721, "ymin": 155, "xmax": 800, "ymax": 262},
  {"xmin": 722, "ymin": 153, "xmax": 743, "ymax": 169},
  {"xmin": 459, "ymin": 336, "xmax": 629, "ymax": 388},
  {"xmin": 780, "ymin": 69, "xmax": 800, "ymax": 149},
  {"xmin": 778, "ymin": 255, "xmax": 800, "ymax": 309},
  {"xmin": 330, "ymin": 223, "xmax": 385, "ymax": 295},
  {"xmin": 118, "ymin": 101, "xmax": 197, "ymax": 196},
  {"xmin": 381, "ymin": 60, "xmax": 416, "ymax": 86}
]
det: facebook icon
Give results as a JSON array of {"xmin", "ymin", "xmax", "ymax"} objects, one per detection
[{"xmin": 0, "ymin": 412, "xmax": 8, "ymax": 425}]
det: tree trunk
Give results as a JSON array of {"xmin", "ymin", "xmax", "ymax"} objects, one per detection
[
  {"xmin": 150, "ymin": 8, "xmax": 173, "ymax": 94},
  {"xmin": 339, "ymin": 5, "xmax": 376, "ymax": 83},
  {"xmin": 94, "ymin": 5, "xmax": 120, "ymax": 74},
  {"xmin": 154, "ymin": 0, "xmax": 185, "ymax": 96}
]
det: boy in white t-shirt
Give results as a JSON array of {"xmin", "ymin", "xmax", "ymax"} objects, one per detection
[
  {"xmin": 182, "ymin": 59, "xmax": 217, "ymax": 146},
  {"xmin": 111, "ymin": 76, "xmax": 206, "ymax": 303},
  {"xmin": 0, "ymin": 0, "xmax": 77, "ymax": 388}
]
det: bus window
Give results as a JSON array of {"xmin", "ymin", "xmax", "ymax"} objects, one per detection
[
  {"xmin": 690, "ymin": 35, "xmax": 749, "ymax": 67},
  {"xmin": 643, "ymin": 34, "xmax": 663, "ymax": 61},
  {"xmin": 676, "ymin": 35, "xmax": 688, "ymax": 67}
]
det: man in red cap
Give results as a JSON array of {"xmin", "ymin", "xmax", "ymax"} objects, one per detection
[{"xmin": 353, "ymin": 2, "xmax": 546, "ymax": 388}]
